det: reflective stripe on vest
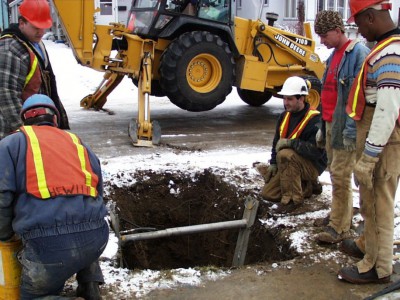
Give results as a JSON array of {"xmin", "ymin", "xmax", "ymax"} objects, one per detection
[
  {"xmin": 0, "ymin": 34, "xmax": 42, "ymax": 101},
  {"xmin": 347, "ymin": 36, "xmax": 400, "ymax": 120},
  {"xmin": 279, "ymin": 109, "xmax": 320, "ymax": 139},
  {"xmin": 20, "ymin": 126, "xmax": 98, "ymax": 199}
]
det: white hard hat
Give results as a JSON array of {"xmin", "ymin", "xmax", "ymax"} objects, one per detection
[{"xmin": 278, "ymin": 76, "xmax": 309, "ymax": 96}]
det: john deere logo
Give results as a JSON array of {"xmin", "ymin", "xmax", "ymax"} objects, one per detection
[{"xmin": 274, "ymin": 34, "xmax": 307, "ymax": 57}]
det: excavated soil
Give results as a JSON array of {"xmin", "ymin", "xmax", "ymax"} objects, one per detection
[{"xmin": 105, "ymin": 169, "xmax": 295, "ymax": 270}]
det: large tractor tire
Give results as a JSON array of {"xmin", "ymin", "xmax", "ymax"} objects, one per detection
[
  {"xmin": 300, "ymin": 75, "xmax": 322, "ymax": 110},
  {"xmin": 159, "ymin": 31, "xmax": 235, "ymax": 112},
  {"xmin": 131, "ymin": 78, "xmax": 165, "ymax": 97},
  {"xmin": 237, "ymin": 88, "xmax": 273, "ymax": 106}
]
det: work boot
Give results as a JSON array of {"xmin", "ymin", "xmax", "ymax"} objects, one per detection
[
  {"xmin": 275, "ymin": 200, "xmax": 302, "ymax": 214},
  {"xmin": 302, "ymin": 181, "xmax": 313, "ymax": 199},
  {"xmin": 339, "ymin": 239, "xmax": 364, "ymax": 259},
  {"xmin": 311, "ymin": 180, "xmax": 323, "ymax": 195},
  {"xmin": 313, "ymin": 215, "xmax": 330, "ymax": 227},
  {"xmin": 76, "ymin": 282, "xmax": 102, "ymax": 300},
  {"xmin": 317, "ymin": 226, "xmax": 350, "ymax": 244},
  {"xmin": 338, "ymin": 265, "xmax": 390, "ymax": 284}
]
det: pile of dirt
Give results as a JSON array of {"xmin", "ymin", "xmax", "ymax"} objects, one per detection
[{"xmin": 105, "ymin": 169, "xmax": 296, "ymax": 270}]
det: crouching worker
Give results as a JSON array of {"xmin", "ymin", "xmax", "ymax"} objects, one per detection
[
  {"xmin": 258, "ymin": 76, "xmax": 327, "ymax": 205},
  {"xmin": 0, "ymin": 94, "xmax": 109, "ymax": 299}
]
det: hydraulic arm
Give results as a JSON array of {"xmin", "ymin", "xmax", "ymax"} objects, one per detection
[{"xmin": 51, "ymin": 0, "xmax": 160, "ymax": 146}]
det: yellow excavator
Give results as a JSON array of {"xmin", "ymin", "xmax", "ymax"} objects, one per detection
[{"xmin": 51, "ymin": 0, "xmax": 325, "ymax": 147}]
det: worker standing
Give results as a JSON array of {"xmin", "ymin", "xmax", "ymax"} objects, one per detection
[
  {"xmin": 259, "ymin": 76, "xmax": 327, "ymax": 207},
  {"xmin": 338, "ymin": 0, "xmax": 400, "ymax": 284},
  {"xmin": 313, "ymin": 11, "xmax": 370, "ymax": 243},
  {"xmin": 0, "ymin": 0, "xmax": 69, "ymax": 140},
  {"xmin": 0, "ymin": 94, "xmax": 108, "ymax": 298}
]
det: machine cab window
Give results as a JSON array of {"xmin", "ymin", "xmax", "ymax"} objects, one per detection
[{"xmin": 198, "ymin": 0, "xmax": 228, "ymax": 22}]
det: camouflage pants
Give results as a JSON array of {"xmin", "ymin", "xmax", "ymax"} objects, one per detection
[
  {"xmin": 355, "ymin": 106, "xmax": 400, "ymax": 278},
  {"xmin": 325, "ymin": 122, "xmax": 356, "ymax": 234},
  {"xmin": 261, "ymin": 149, "xmax": 319, "ymax": 204}
]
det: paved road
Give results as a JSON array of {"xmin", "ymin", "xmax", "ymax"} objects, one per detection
[{"xmin": 69, "ymin": 92, "xmax": 285, "ymax": 159}]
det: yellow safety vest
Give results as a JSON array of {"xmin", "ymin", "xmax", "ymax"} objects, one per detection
[
  {"xmin": 279, "ymin": 109, "xmax": 320, "ymax": 139},
  {"xmin": 346, "ymin": 36, "xmax": 400, "ymax": 122},
  {"xmin": 1, "ymin": 34, "xmax": 42, "ymax": 101}
]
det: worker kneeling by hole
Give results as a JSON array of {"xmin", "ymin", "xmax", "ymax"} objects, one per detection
[
  {"xmin": 0, "ymin": 94, "xmax": 109, "ymax": 299},
  {"xmin": 256, "ymin": 76, "xmax": 327, "ymax": 207}
]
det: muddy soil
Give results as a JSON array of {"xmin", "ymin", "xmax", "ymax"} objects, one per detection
[{"xmin": 105, "ymin": 169, "xmax": 294, "ymax": 270}]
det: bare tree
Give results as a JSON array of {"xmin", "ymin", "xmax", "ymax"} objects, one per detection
[{"xmin": 296, "ymin": 0, "xmax": 305, "ymax": 36}]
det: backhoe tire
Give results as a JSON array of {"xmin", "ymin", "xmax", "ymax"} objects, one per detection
[
  {"xmin": 300, "ymin": 75, "xmax": 322, "ymax": 110},
  {"xmin": 132, "ymin": 78, "xmax": 165, "ymax": 97},
  {"xmin": 237, "ymin": 88, "xmax": 273, "ymax": 107},
  {"xmin": 159, "ymin": 31, "xmax": 235, "ymax": 112}
]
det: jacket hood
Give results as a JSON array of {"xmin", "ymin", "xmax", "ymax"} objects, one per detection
[{"xmin": 1, "ymin": 23, "xmax": 30, "ymax": 44}]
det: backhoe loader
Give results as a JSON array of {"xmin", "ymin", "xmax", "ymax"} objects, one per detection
[{"xmin": 51, "ymin": 0, "xmax": 325, "ymax": 147}]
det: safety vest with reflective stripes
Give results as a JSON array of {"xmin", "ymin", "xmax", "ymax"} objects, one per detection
[
  {"xmin": 0, "ymin": 34, "xmax": 42, "ymax": 101},
  {"xmin": 346, "ymin": 36, "xmax": 400, "ymax": 123},
  {"xmin": 279, "ymin": 109, "xmax": 320, "ymax": 139},
  {"xmin": 20, "ymin": 126, "xmax": 99, "ymax": 199}
]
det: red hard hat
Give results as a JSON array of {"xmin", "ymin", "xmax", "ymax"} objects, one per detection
[
  {"xmin": 19, "ymin": 0, "xmax": 52, "ymax": 29},
  {"xmin": 348, "ymin": 0, "xmax": 392, "ymax": 23}
]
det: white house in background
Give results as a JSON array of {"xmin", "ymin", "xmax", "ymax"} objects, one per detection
[
  {"xmin": 8, "ymin": 0, "xmax": 400, "ymax": 42},
  {"xmin": 239, "ymin": 0, "xmax": 399, "ymax": 40},
  {"xmin": 92, "ymin": 0, "xmax": 400, "ymax": 30},
  {"xmin": 93, "ymin": 0, "xmax": 132, "ymax": 25},
  {"xmin": 239, "ymin": 0, "xmax": 400, "ymax": 24}
]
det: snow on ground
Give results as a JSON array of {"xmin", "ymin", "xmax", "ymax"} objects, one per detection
[{"xmin": 45, "ymin": 40, "xmax": 400, "ymax": 298}]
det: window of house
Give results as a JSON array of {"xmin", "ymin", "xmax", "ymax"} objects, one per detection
[
  {"xmin": 316, "ymin": 0, "xmax": 346, "ymax": 19},
  {"xmin": 317, "ymin": 0, "xmax": 324, "ymax": 11},
  {"xmin": 327, "ymin": 0, "xmax": 334, "ymax": 10},
  {"xmin": 237, "ymin": 0, "xmax": 242, "ymax": 8},
  {"xmin": 264, "ymin": 0, "xmax": 268, "ymax": 6},
  {"xmin": 100, "ymin": 0, "xmax": 113, "ymax": 15},
  {"xmin": 337, "ymin": 0, "xmax": 345, "ymax": 17},
  {"xmin": 285, "ymin": 0, "xmax": 297, "ymax": 18}
]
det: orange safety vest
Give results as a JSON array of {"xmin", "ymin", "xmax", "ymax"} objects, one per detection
[
  {"xmin": 0, "ymin": 34, "xmax": 43, "ymax": 101},
  {"xmin": 346, "ymin": 36, "xmax": 400, "ymax": 123},
  {"xmin": 279, "ymin": 109, "xmax": 320, "ymax": 139},
  {"xmin": 20, "ymin": 126, "xmax": 99, "ymax": 199}
]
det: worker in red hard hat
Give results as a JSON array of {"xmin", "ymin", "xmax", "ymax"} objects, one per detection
[
  {"xmin": 19, "ymin": 0, "xmax": 53, "ymax": 30},
  {"xmin": 17, "ymin": 0, "xmax": 52, "ymax": 44},
  {"xmin": 347, "ymin": 0, "xmax": 392, "ymax": 23},
  {"xmin": 0, "ymin": 0, "xmax": 69, "ymax": 141},
  {"xmin": 337, "ymin": 0, "xmax": 400, "ymax": 285}
]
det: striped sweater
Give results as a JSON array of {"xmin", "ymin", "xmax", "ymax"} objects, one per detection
[{"xmin": 364, "ymin": 36, "xmax": 400, "ymax": 156}]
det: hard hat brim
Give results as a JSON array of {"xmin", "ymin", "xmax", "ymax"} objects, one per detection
[
  {"xmin": 347, "ymin": 15, "xmax": 355, "ymax": 23},
  {"xmin": 28, "ymin": 19, "xmax": 53, "ymax": 29}
]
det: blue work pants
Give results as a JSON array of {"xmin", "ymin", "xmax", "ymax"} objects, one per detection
[{"xmin": 18, "ymin": 223, "xmax": 109, "ymax": 299}]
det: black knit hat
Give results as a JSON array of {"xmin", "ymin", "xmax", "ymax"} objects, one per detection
[{"xmin": 314, "ymin": 10, "xmax": 345, "ymax": 35}]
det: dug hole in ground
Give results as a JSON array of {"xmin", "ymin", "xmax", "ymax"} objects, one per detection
[{"xmin": 42, "ymin": 40, "xmax": 400, "ymax": 299}]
